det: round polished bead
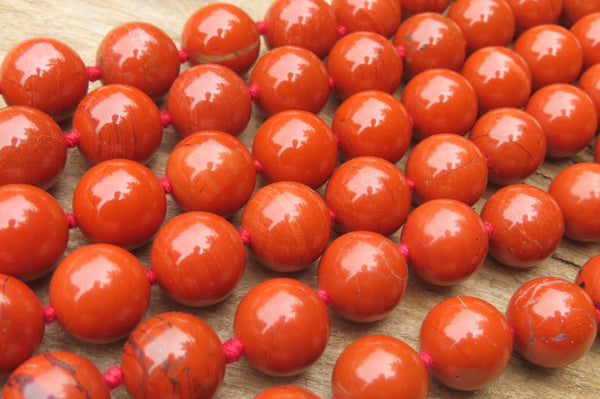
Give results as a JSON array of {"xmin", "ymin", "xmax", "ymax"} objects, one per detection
[
  {"xmin": 241, "ymin": 181, "xmax": 331, "ymax": 272},
  {"xmin": 506, "ymin": 277, "xmax": 597, "ymax": 368},
  {"xmin": 73, "ymin": 84, "xmax": 163, "ymax": 165},
  {"xmin": 406, "ymin": 134, "xmax": 488, "ymax": 205},
  {"xmin": 72, "ymin": 159, "xmax": 166, "ymax": 249},
  {"xmin": 167, "ymin": 64, "xmax": 252, "ymax": 137},
  {"xmin": 332, "ymin": 90, "xmax": 412, "ymax": 163},
  {"xmin": 0, "ymin": 184, "xmax": 68, "ymax": 281},
  {"xmin": 264, "ymin": 0, "xmax": 338, "ymax": 58},
  {"xmin": 234, "ymin": 278, "xmax": 330, "ymax": 376},
  {"xmin": 579, "ymin": 63, "xmax": 600, "ymax": 117},
  {"xmin": 2, "ymin": 352, "xmax": 110, "ymax": 399},
  {"xmin": 571, "ymin": 13, "xmax": 600, "ymax": 69},
  {"xmin": 563, "ymin": 0, "xmax": 600, "ymax": 26},
  {"xmin": 331, "ymin": 0, "xmax": 402, "ymax": 38},
  {"xmin": 332, "ymin": 335, "xmax": 429, "ymax": 399},
  {"xmin": 182, "ymin": 3, "xmax": 260, "ymax": 74},
  {"xmin": 318, "ymin": 231, "xmax": 408, "ymax": 322},
  {"xmin": 150, "ymin": 211, "xmax": 246, "ymax": 307},
  {"xmin": 96, "ymin": 21, "xmax": 180, "ymax": 98},
  {"xmin": 327, "ymin": 31, "xmax": 402, "ymax": 100},
  {"xmin": 325, "ymin": 156, "xmax": 411, "ymax": 236},
  {"xmin": 250, "ymin": 46, "xmax": 329, "ymax": 116},
  {"xmin": 49, "ymin": 243, "xmax": 151, "ymax": 343},
  {"xmin": 166, "ymin": 130, "xmax": 255, "ymax": 217},
  {"xmin": 420, "ymin": 296, "xmax": 513, "ymax": 390},
  {"xmin": 400, "ymin": 0, "xmax": 451, "ymax": 17},
  {"xmin": 576, "ymin": 254, "xmax": 600, "ymax": 307},
  {"xmin": 0, "ymin": 273, "xmax": 44, "ymax": 374},
  {"xmin": 401, "ymin": 199, "xmax": 489, "ymax": 286},
  {"xmin": 253, "ymin": 110, "xmax": 337, "ymax": 188},
  {"xmin": 0, "ymin": 106, "xmax": 66, "ymax": 189},
  {"xmin": 255, "ymin": 385, "xmax": 320, "ymax": 399},
  {"xmin": 0, "ymin": 38, "xmax": 88, "ymax": 121},
  {"xmin": 505, "ymin": 0, "xmax": 563, "ymax": 32},
  {"xmin": 121, "ymin": 312, "xmax": 225, "ymax": 399}
]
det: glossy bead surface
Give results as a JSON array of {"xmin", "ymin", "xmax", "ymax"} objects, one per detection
[
  {"xmin": 166, "ymin": 131, "xmax": 255, "ymax": 217},
  {"xmin": 571, "ymin": 12, "xmax": 600, "ymax": 69},
  {"xmin": 332, "ymin": 335, "xmax": 429, "ymax": 399},
  {"xmin": 73, "ymin": 84, "xmax": 163, "ymax": 165},
  {"xmin": 331, "ymin": 0, "xmax": 402, "ymax": 38},
  {"xmin": 325, "ymin": 156, "xmax": 411, "ymax": 236},
  {"xmin": 576, "ymin": 254, "xmax": 600, "ymax": 307},
  {"xmin": 563, "ymin": 0, "xmax": 600, "ymax": 26},
  {"xmin": 72, "ymin": 159, "xmax": 166, "ymax": 249},
  {"xmin": 2, "ymin": 352, "xmax": 110, "ymax": 399},
  {"xmin": 167, "ymin": 64, "xmax": 252, "ymax": 137},
  {"xmin": 255, "ymin": 385, "xmax": 320, "ymax": 399},
  {"xmin": 0, "ymin": 106, "xmax": 66, "ymax": 189},
  {"xmin": 420, "ymin": 296, "xmax": 513, "ymax": 390},
  {"xmin": 525, "ymin": 83, "xmax": 597, "ymax": 158},
  {"xmin": 579, "ymin": 63, "xmax": 600, "ymax": 117},
  {"xmin": 234, "ymin": 278, "xmax": 330, "ymax": 376},
  {"xmin": 151, "ymin": 211, "xmax": 246, "ymax": 307},
  {"xmin": 250, "ymin": 46, "xmax": 329, "ymax": 116},
  {"xmin": 401, "ymin": 199, "xmax": 489, "ymax": 285},
  {"xmin": 49, "ymin": 243, "xmax": 151, "ymax": 343},
  {"xmin": 406, "ymin": 134, "xmax": 488, "ymax": 205},
  {"xmin": 241, "ymin": 181, "xmax": 331, "ymax": 272},
  {"xmin": 96, "ymin": 22, "xmax": 180, "ymax": 98},
  {"xmin": 182, "ymin": 3, "xmax": 260, "ymax": 74},
  {"xmin": 481, "ymin": 184, "xmax": 564, "ymax": 267},
  {"xmin": 401, "ymin": 69, "xmax": 478, "ymax": 140},
  {"xmin": 0, "ymin": 273, "xmax": 44, "ymax": 374},
  {"xmin": 264, "ymin": 0, "xmax": 338, "ymax": 58},
  {"xmin": 121, "ymin": 312, "xmax": 225, "ymax": 399},
  {"xmin": 332, "ymin": 90, "xmax": 412, "ymax": 163},
  {"xmin": 505, "ymin": 0, "xmax": 563, "ymax": 32},
  {"xmin": 506, "ymin": 277, "xmax": 597, "ymax": 368},
  {"xmin": 400, "ymin": 0, "xmax": 451, "ymax": 17},
  {"xmin": 0, "ymin": 38, "xmax": 88, "ymax": 121},
  {"xmin": 318, "ymin": 231, "xmax": 408, "ymax": 322},
  {"xmin": 327, "ymin": 32, "xmax": 402, "ymax": 100},
  {"xmin": 470, "ymin": 108, "xmax": 546, "ymax": 185},
  {"xmin": 0, "ymin": 184, "xmax": 68, "ymax": 281}
]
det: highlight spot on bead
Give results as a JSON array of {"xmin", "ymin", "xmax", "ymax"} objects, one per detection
[
  {"xmin": 222, "ymin": 337, "xmax": 244, "ymax": 364},
  {"xmin": 159, "ymin": 176, "xmax": 172, "ymax": 194},
  {"xmin": 103, "ymin": 365, "xmax": 124, "ymax": 390},
  {"xmin": 160, "ymin": 110, "xmax": 172, "ymax": 128},
  {"xmin": 63, "ymin": 129, "xmax": 80, "ymax": 148},
  {"xmin": 178, "ymin": 49, "xmax": 189, "ymax": 63},
  {"xmin": 238, "ymin": 227, "xmax": 251, "ymax": 245},
  {"xmin": 256, "ymin": 20, "xmax": 266, "ymax": 35},
  {"xmin": 397, "ymin": 243, "xmax": 410, "ymax": 261},
  {"xmin": 337, "ymin": 24, "xmax": 347, "ymax": 39},
  {"xmin": 248, "ymin": 82, "xmax": 260, "ymax": 100},
  {"xmin": 315, "ymin": 289, "xmax": 332, "ymax": 306},
  {"xmin": 87, "ymin": 66, "xmax": 102, "ymax": 81},
  {"xmin": 484, "ymin": 221, "xmax": 494, "ymax": 239},
  {"xmin": 42, "ymin": 305, "xmax": 56, "ymax": 323},
  {"xmin": 419, "ymin": 351, "xmax": 434, "ymax": 370},
  {"xmin": 66, "ymin": 212, "xmax": 78, "ymax": 229},
  {"xmin": 145, "ymin": 268, "xmax": 158, "ymax": 285}
]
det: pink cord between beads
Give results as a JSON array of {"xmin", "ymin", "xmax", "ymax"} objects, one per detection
[
  {"xmin": 337, "ymin": 24, "xmax": 347, "ymax": 39},
  {"xmin": 408, "ymin": 114, "xmax": 415, "ymax": 127},
  {"xmin": 65, "ymin": 212, "xmax": 78, "ymax": 229},
  {"xmin": 406, "ymin": 178, "xmax": 415, "ymax": 191},
  {"xmin": 87, "ymin": 66, "xmax": 101, "ymax": 81},
  {"xmin": 419, "ymin": 351, "xmax": 434, "ymax": 370},
  {"xmin": 223, "ymin": 338, "xmax": 244, "ymax": 363},
  {"xmin": 248, "ymin": 82, "xmax": 260, "ymax": 100},
  {"xmin": 63, "ymin": 130, "xmax": 80, "ymax": 148},
  {"xmin": 509, "ymin": 323, "xmax": 516, "ymax": 339},
  {"xmin": 103, "ymin": 365, "xmax": 124, "ymax": 390},
  {"xmin": 42, "ymin": 305, "xmax": 56, "ymax": 323},
  {"xmin": 397, "ymin": 243, "xmax": 410, "ymax": 260},
  {"xmin": 238, "ymin": 228, "xmax": 251, "ymax": 245},
  {"xmin": 160, "ymin": 110, "xmax": 172, "ymax": 128},
  {"xmin": 484, "ymin": 222, "xmax": 494, "ymax": 239},
  {"xmin": 160, "ymin": 176, "xmax": 172, "ymax": 194},
  {"xmin": 145, "ymin": 268, "xmax": 158, "ymax": 285},
  {"xmin": 256, "ymin": 20, "xmax": 266, "ymax": 35},
  {"xmin": 178, "ymin": 49, "xmax": 188, "ymax": 63},
  {"xmin": 595, "ymin": 308, "xmax": 600, "ymax": 323},
  {"xmin": 328, "ymin": 76, "xmax": 335, "ymax": 89},
  {"xmin": 396, "ymin": 45, "xmax": 406, "ymax": 59},
  {"xmin": 316, "ymin": 289, "xmax": 332, "ymax": 306},
  {"xmin": 253, "ymin": 158, "xmax": 263, "ymax": 174},
  {"xmin": 328, "ymin": 208, "xmax": 336, "ymax": 222}
]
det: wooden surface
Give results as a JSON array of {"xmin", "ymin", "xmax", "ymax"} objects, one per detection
[{"xmin": 1, "ymin": 1, "xmax": 599, "ymax": 398}]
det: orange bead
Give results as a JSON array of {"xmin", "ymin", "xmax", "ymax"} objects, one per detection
[
  {"xmin": 571, "ymin": 12, "xmax": 600, "ymax": 69},
  {"xmin": 255, "ymin": 385, "xmax": 320, "ymax": 399},
  {"xmin": 505, "ymin": 0, "xmax": 563, "ymax": 32},
  {"xmin": 562, "ymin": 0, "xmax": 600, "ymax": 26},
  {"xmin": 234, "ymin": 278, "xmax": 330, "ymax": 376},
  {"xmin": 576, "ymin": 254, "xmax": 600, "ymax": 307},
  {"xmin": 400, "ymin": 0, "xmax": 451, "ymax": 17},
  {"xmin": 331, "ymin": 0, "xmax": 402, "ymax": 38},
  {"xmin": 579, "ymin": 63, "xmax": 600, "ymax": 117},
  {"xmin": 49, "ymin": 243, "xmax": 151, "ymax": 343}
]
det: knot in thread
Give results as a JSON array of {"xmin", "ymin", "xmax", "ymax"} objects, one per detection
[
  {"xmin": 145, "ymin": 268, "xmax": 159, "ymax": 285},
  {"xmin": 65, "ymin": 213, "xmax": 78, "ymax": 229},
  {"xmin": 316, "ymin": 289, "xmax": 332, "ymax": 306},
  {"xmin": 42, "ymin": 305, "xmax": 56, "ymax": 323},
  {"xmin": 160, "ymin": 176, "xmax": 172, "ymax": 194},
  {"xmin": 63, "ymin": 130, "xmax": 80, "ymax": 148},
  {"xmin": 238, "ymin": 228, "xmax": 251, "ymax": 245},
  {"xmin": 223, "ymin": 338, "xmax": 244, "ymax": 363},
  {"xmin": 248, "ymin": 83, "xmax": 260, "ymax": 100},
  {"xmin": 178, "ymin": 49, "xmax": 189, "ymax": 63},
  {"xmin": 256, "ymin": 21, "xmax": 266, "ymax": 35},
  {"xmin": 87, "ymin": 66, "xmax": 101, "ymax": 81},
  {"xmin": 419, "ymin": 351, "xmax": 434, "ymax": 370},
  {"xmin": 103, "ymin": 365, "xmax": 124, "ymax": 389},
  {"xmin": 337, "ymin": 24, "xmax": 347, "ymax": 39},
  {"xmin": 160, "ymin": 110, "xmax": 172, "ymax": 128},
  {"xmin": 484, "ymin": 221, "xmax": 494, "ymax": 239}
]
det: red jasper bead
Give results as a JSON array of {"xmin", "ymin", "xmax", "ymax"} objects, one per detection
[
  {"xmin": 72, "ymin": 159, "xmax": 166, "ymax": 249},
  {"xmin": 263, "ymin": 0, "xmax": 338, "ymax": 58},
  {"xmin": 563, "ymin": 0, "xmax": 600, "ymax": 26},
  {"xmin": 2, "ymin": 352, "xmax": 110, "ymax": 399},
  {"xmin": 393, "ymin": 13, "xmax": 466, "ymax": 79},
  {"xmin": 401, "ymin": 68, "xmax": 478, "ymax": 140},
  {"xmin": 579, "ymin": 63, "xmax": 600, "ymax": 117},
  {"xmin": 255, "ymin": 385, "xmax": 320, "ymax": 399},
  {"xmin": 167, "ymin": 64, "xmax": 252, "ymax": 137},
  {"xmin": 96, "ymin": 21, "xmax": 180, "ymax": 99},
  {"xmin": 121, "ymin": 312, "xmax": 225, "ymax": 399},
  {"xmin": 548, "ymin": 162, "xmax": 600, "ymax": 242},
  {"xmin": 506, "ymin": 277, "xmax": 597, "ymax": 368},
  {"xmin": 525, "ymin": 83, "xmax": 597, "ymax": 158},
  {"xmin": 400, "ymin": 0, "xmax": 451, "ymax": 17},
  {"xmin": 481, "ymin": 184, "xmax": 564, "ymax": 267},
  {"xmin": 317, "ymin": 231, "xmax": 408, "ymax": 322},
  {"xmin": 0, "ymin": 38, "xmax": 88, "ymax": 121},
  {"xmin": 73, "ymin": 84, "xmax": 163, "ymax": 165},
  {"xmin": 150, "ymin": 211, "xmax": 246, "ymax": 307},
  {"xmin": 49, "ymin": 243, "xmax": 151, "ymax": 343},
  {"xmin": 405, "ymin": 134, "xmax": 488, "ymax": 205},
  {"xmin": 253, "ymin": 110, "xmax": 337, "ymax": 188},
  {"xmin": 332, "ymin": 90, "xmax": 412, "ymax": 163},
  {"xmin": 420, "ymin": 296, "xmax": 513, "ymax": 390},
  {"xmin": 0, "ymin": 184, "xmax": 68, "ymax": 281},
  {"xmin": 514, "ymin": 24, "xmax": 583, "ymax": 89},
  {"xmin": 234, "ymin": 278, "xmax": 330, "ymax": 376},
  {"xmin": 0, "ymin": 106, "xmax": 66, "ymax": 189},
  {"xmin": 182, "ymin": 3, "xmax": 260, "ymax": 74},
  {"xmin": 401, "ymin": 199, "xmax": 489, "ymax": 286},
  {"xmin": 332, "ymin": 335, "xmax": 429, "ymax": 399},
  {"xmin": 448, "ymin": 0, "xmax": 515, "ymax": 53},
  {"xmin": 461, "ymin": 46, "xmax": 532, "ymax": 112},
  {"xmin": 470, "ymin": 108, "xmax": 546, "ymax": 185},
  {"xmin": 166, "ymin": 130, "xmax": 255, "ymax": 217},
  {"xmin": 250, "ymin": 46, "xmax": 329, "ymax": 116},
  {"xmin": 331, "ymin": 0, "xmax": 402, "ymax": 38},
  {"xmin": 571, "ymin": 12, "xmax": 600, "ymax": 69},
  {"xmin": 325, "ymin": 156, "xmax": 411, "ymax": 236},
  {"xmin": 327, "ymin": 32, "xmax": 403, "ymax": 100},
  {"xmin": 576, "ymin": 254, "xmax": 600, "ymax": 307},
  {"xmin": 0, "ymin": 273, "xmax": 44, "ymax": 374},
  {"xmin": 505, "ymin": 0, "xmax": 563, "ymax": 32},
  {"xmin": 241, "ymin": 181, "xmax": 331, "ymax": 272}
]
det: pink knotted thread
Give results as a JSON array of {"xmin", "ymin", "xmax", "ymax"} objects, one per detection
[
  {"xmin": 396, "ymin": 45, "xmax": 406, "ymax": 59},
  {"xmin": 87, "ymin": 66, "xmax": 101, "ymax": 81},
  {"xmin": 406, "ymin": 178, "xmax": 415, "ymax": 191},
  {"xmin": 160, "ymin": 176, "xmax": 172, "ymax": 194},
  {"xmin": 316, "ymin": 289, "xmax": 332, "ymax": 306},
  {"xmin": 103, "ymin": 365, "xmax": 124, "ymax": 390},
  {"xmin": 596, "ymin": 308, "xmax": 600, "ymax": 323},
  {"xmin": 66, "ymin": 213, "xmax": 78, "ymax": 229},
  {"xmin": 63, "ymin": 130, "xmax": 80, "ymax": 148},
  {"xmin": 484, "ymin": 221, "xmax": 494, "ymax": 239},
  {"xmin": 239, "ymin": 227, "xmax": 251, "ymax": 245},
  {"xmin": 160, "ymin": 110, "xmax": 172, "ymax": 128},
  {"xmin": 253, "ymin": 158, "xmax": 263, "ymax": 174},
  {"xmin": 42, "ymin": 305, "xmax": 56, "ymax": 323},
  {"xmin": 328, "ymin": 208, "xmax": 336, "ymax": 222},
  {"xmin": 328, "ymin": 76, "xmax": 335, "ymax": 89},
  {"xmin": 248, "ymin": 82, "xmax": 260, "ymax": 100},
  {"xmin": 337, "ymin": 24, "xmax": 347, "ymax": 39},
  {"xmin": 256, "ymin": 20, "xmax": 266, "ymax": 35},
  {"xmin": 397, "ymin": 243, "xmax": 410, "ymax": 261},
  {"xmin": 178, "ymin": 49, "xmax": 189, "ymax": 63},
  {"xmin": 419, "ymin": 351, "xmax": 434, "ymax": 371},
  {"xmin": 223, "ymin": 338, "xmax": 244, "ymax": 363},
  {"xmin": 145, "ymin": 268, "xmax": 159, "ymax": 285},
  {"xmin": 509, "ymin": 323, "xmax": 516, "ymax": 339}
]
